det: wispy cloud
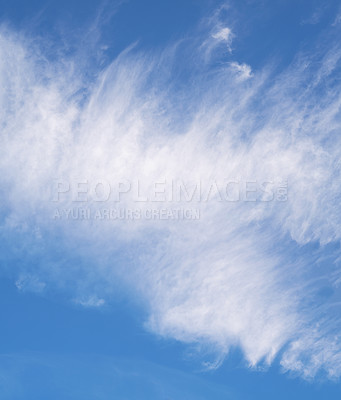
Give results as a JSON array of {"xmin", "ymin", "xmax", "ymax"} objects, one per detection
[
  {"xmin": 15, "ymin": 275, "xmax": 46, "ymax": 294},
  {"xmin": 1, "ymin": 11, "xmax": 341, "ymax": 380},
  {"xmin": 74, "ymin": 295, "xmax": 105, "ymax": 308},
  {"xmin": 212, "ymin": 27, "xmax": 233, "ymax": 52},
  {"xmin": 228, "ymin": 62, "xmax": 253, "ymax": 80}
]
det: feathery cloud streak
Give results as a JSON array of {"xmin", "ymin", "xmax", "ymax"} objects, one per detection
[{"xmin": 0, "ymin": 15, "xmax": 341, "ymax": 379}]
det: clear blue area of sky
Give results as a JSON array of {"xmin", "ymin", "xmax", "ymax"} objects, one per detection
[{"xmin": 1, "ymin": 0, "xmax": 341, "ymax": 398}]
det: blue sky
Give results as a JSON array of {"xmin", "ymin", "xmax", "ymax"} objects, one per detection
[{"xmin": 1, "ymin": 0, "xmax": 341, "ymax": 399}]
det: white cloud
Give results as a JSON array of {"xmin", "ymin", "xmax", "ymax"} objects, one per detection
[
  {"xmin": 212, "ymin": 27, "xmax": 232, "ymax": 43},
  {"xmin": 74, "ymin": 296, "xmax": 105, "ymax": 308},
  {"xmin": 229, "ymin": 62, "xmax": 253, "ymax": 81},
  {"xmin": 1, "ymin": 22, "xmax": 341, "ymax": 380},
  {"xmin": 15, "ymin": 275, "xmax": 46, "ymax": 294},
  {"xmin": 209, "ymin": 27, "xmax": 233, "ymax": 54}
]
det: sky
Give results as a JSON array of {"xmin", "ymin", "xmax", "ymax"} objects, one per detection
[{"xmin": 1, "ymin": 0, "xmax": 341, "ymax": 398}]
